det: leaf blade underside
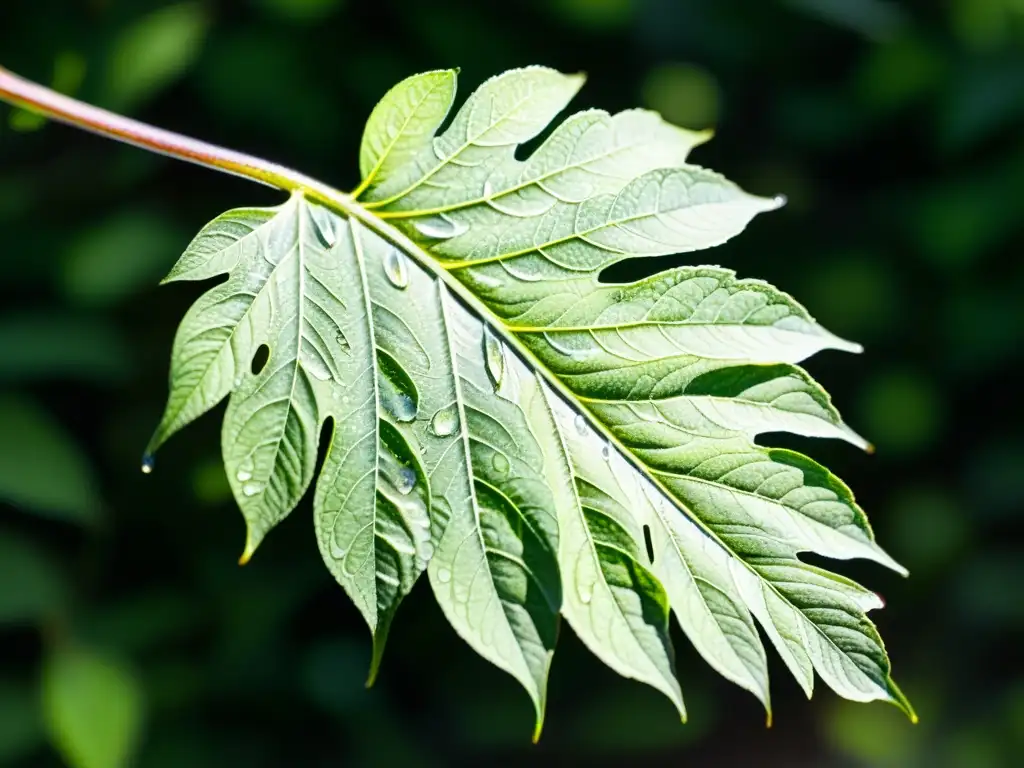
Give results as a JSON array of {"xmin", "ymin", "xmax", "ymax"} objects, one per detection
[{"xmin": 149, "ymin": 66, "xmax": 914, "ymax": 735}]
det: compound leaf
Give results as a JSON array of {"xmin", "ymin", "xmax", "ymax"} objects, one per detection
[{"xmin": 146, "ymin": 66, "xmax": 914, "ymax": 735}]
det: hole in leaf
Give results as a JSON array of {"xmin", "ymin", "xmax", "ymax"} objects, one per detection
[
  {"xmin": 643, "ymin": 524, "xmax": 654, "ymax": 564},
  {"xmin": 315, "ymin": 417, "xmax": 335, "ymax": 479},
  {"xmin": 250, "ymin": 345, "xmax": 269, "ymax": 375}
]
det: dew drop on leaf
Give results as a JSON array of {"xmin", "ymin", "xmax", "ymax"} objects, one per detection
[
  {"xmin": 437, "ymin": 567, "xmax": 452, "ymax": 584},
  {"xmin": 601, "ymin": 443, "xmax": 611, "ymax": 461},
  {"xmin": 430, "ymin": 406, "xmax": 459, "ymax": 437},
  {"xmin": 313, "ymin": 213, "xmax": 337, "ymax": 248},
  {"xmin": 470, "ymin": 269, "xmax": 502, "ymax": 291},
  {"xmin": 574, "ymin": 414, "xmax": 588, "ymax": 435},
  {"xmin": 421, "ymin": 541, "xmax": 435, "ymax": 561},
  {"xmin": 242, "ymin": 482, "xmax": 262, "ymax": 497},
  {"xmin": 383, "ymin": 391, "xmax": 417, "ymax": 423},
  {"xmin": 236, "ymin": 457, "xmax": 255, "ymax": 483},
  {"xmin": 334, "ymin": 332, "xmax": 351, "ymax": 355},
  {"xmin": 304, "ymin": 356, "xmax": 332, "ymax": 382},
  {"xmin": 383, "ymin": 248, "xmax": 410, "ymax": 289},
  {"xmin": 483, "ymin": 327, "xmax": 505, "ymax": 390},
  {"xmin": 578, "ymin": 584, "xmax": 593, "ymax": 604},
  {"xmin": 140, "ymin": 453, "xmax": 155, "ymax": 474},
  {"xmin": 395, "ymin": 466, "xmax": 416, "ymax": 495},
  {"xmin": 413, "ymin": 213, "xmax": 465, "ymax": 240},
  {"xmin": 491, "ymin": 452, "xmax": 510, "ymax": 476}
]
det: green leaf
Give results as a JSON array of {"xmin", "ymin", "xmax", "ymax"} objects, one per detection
[
  {"xmin": 42, "ymin": 646, "xmax": 144, "ymax": 768},
  {"xmin": 146, "ymin": 66, "xmax": 913, "ymax": 734},
  {"xmin": 61, "ymin": 210, "xmax": 184, "ymax": 306},
  {"xmin": 0, "ymin": 394, "xmax": 102, "ymax": 525},
  {"xmin": 103, "ymin": 3, "xmax": 209, "ymax": 110}
]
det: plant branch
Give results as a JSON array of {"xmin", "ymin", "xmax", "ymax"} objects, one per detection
[{"xmin": 0, "ymin": 64, "xmax": 337, "ymax": 195}]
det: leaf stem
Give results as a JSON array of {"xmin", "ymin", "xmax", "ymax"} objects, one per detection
[{"xmin": 0, "ymin": 64, "xmax": 328, "ymax": 193}]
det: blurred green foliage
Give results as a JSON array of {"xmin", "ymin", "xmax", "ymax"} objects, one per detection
[{"xmin": 0, "ymin": 0, "xmax": 1021, "ymax": 765}]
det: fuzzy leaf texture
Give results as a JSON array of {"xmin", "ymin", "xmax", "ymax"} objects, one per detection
[{"xmin": 146, "ymin": 66, "xmax": 914, "ymax": 736}]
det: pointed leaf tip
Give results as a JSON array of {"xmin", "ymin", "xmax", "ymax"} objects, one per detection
[
  {"xmin": 238, "ymin": 530, "xmax": 256, "ymax": 566},
  {"xmin": 693, "ymin": 126, "xmax": 715, "ymax": 145},
  {"xmin": 839, "ymin": 423, "xmax": 872, "ymax": 452},
  {"xmin": 365, "ymin": 633, "xmax": 388, "ymax": 689},
  {"xmin": 889, "ymin": 681, "xmax": 918, "ymax": 724}
]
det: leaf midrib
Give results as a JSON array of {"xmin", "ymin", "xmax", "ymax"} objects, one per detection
[{"xmin": 348, "ymin": 217, "xmax": 384, "ymax": 625}]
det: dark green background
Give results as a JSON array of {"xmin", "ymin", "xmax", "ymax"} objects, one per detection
[{"xmin": 1, "ymin": 0, "xmax": 1022, "ymax": 765}]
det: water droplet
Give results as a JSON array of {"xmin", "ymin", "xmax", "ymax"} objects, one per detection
[
  {"xmin": 483, "ymin": 178, "xmax": 496, "ymax": 198},
  {"xmin": 491, "ymin": 452, "xmax": 510, "ymax": 476},
  {"xmin": 236, "ymin": 457, "xmax": 255, "ymax": 483},
  {"xmin": 471, "ymin": 270, "xmax": 502, "ymax": 291},
  {"xmin": 483, "ymin": 327, "xmax": 505, "ymax": 391},
  {"xmin": 421, "ymin": 541, "xmax": 435, "ymax": 561},
  {"xmin": 242, "ymin": 482, "xmax": 262, "ymax": 497},
  {"xmin": 395, "ymin": 466, "xmax": 416, "ymax": 495},
  {"xmin": 314, "ymin": 214, "xmax": 337, "ymax": 248},
  {"xmin": 304, "ymin": 356, "xmax": 332, "ymax": 382},
  {"xmin": 331, "ymin": 542, "xmax": 347, "ymax": 559},
  {"xmin": 545, "ymin": 332, "xmax": 583, "ymax": 359},
  {"xmin": 578, "ymin": 584, "xmax": 593, "ymax": 605},
  {"xmin": 383, "ymin": 248, "xmax": 410, "ymax": 289},
  {"xmin": 574, "ymin": 414, "xmax": 588, "ymax": 436},
  {"xmin": 140, "ymin": 454, "xmax": 155, "ymax": 474},
  {"xmin": 771, "ymin": 193, "xmax": 788, "ymax": 209},
  {"xmin": 384, "ymin": 391, "xmax": 417, "ymax": 423},
  {"xmin": 233, "ymin": 376, "xmax": 242, "ymax": 388},
  {"xmin": 334, "ymin": 332, "xmax": 351, "ymax": 355},
  {"xmin": 431, "ymin": 406, "xmax": 459, "ymax": 437},
  {"xmin": 413, "ymin": 213, "xmax": 466, "ymax": 240},
  {"xmin": 601, "ymin": 443, "xmax": 611, "ymax": 461},
  {"xmin": 437, "ymin": 567, "xmax": 452, "ymax": 583}
]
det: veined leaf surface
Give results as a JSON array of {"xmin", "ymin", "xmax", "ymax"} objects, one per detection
[{"xmin": 148, "ymin": 66, "xmax": 914, "ymax": 735}]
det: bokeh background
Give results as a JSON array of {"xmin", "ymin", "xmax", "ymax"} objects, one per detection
[{"xmin": 1, "ymin": 0, "xmax": 1022, "ymax": 766}]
